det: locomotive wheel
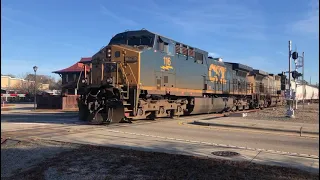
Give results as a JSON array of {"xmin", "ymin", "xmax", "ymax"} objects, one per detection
[
  {"xmin": 87, "ymin": 110, "xmax": 105, "ymax": 125},
  {"xmin": 90, "ymin": 113, "xmax": 105, "ymax": 125},
  {"xmin": 259, "ymin": 105, "xmax": 264, "ymax": 110},
  {"xmin": 78, "ymin": 104, "xmax": 89, "ymax": 121},
  {"xmin": 78, "ymin": 102, "xmax": 89, "ymax": 121},
  {"xmin": 78, "ymin": 109, "xmax": 89, "ymax": 121},
  {"xmin": 223, "ymin": 111, "xmax": 230, "ymax": 117},
  {"xmin": 147, "ymin": 111, "xmax": 157, "ymax": 120}
]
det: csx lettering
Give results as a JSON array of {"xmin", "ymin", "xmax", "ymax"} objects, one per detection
[{"xmin": 208, "ymin": 64, "xmax": 227, "ymax": 84}]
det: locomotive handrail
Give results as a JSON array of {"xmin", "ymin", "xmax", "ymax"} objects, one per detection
[
  {"xmin": 126, "ymin": 64, "xmax": 139, "ymax": 115},
  {"xmin": 127, "ymin": 64, "xmax": 138, "ymax": 84},
  {"xmin": 118, "ymin": 63, "xmax": 130, "ymax": 99}
]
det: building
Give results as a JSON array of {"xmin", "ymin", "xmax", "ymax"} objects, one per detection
[
  {"xmin": 1, "ymin": 75, "xmax": 51, "ymax": 93},
  {"xmin": 52, "ymin": 57, "xmax": 91, "ymax": 95},
  {"xmin": 1, "ymin": 75, "xmax": 33, "ymax": 91}
]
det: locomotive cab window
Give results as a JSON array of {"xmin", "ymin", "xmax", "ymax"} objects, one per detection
[
  {"xmin": 115, "ymin": 51, "xmax": 120, "ymax": 58},
  {"xmin": 128, "ymin": 36, "xmax": 152, "ymax": 46},
  {"xmin": 110, "ymin": 34, "xmax": 154, "ymax": 47},
  {"xmin": 128, "ymin": 36, "xmax": 140, "ymax": 46}
]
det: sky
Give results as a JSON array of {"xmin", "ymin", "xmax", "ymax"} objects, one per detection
[{"xmin": 1, "ymin": 0, "xmax": 319, "ymax": 83}]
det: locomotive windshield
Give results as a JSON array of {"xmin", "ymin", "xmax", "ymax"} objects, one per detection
[{"xmin": 108, "ymin": 31, "xmax": 155, "ymax": 47}]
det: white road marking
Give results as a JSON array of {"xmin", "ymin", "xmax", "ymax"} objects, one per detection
[{"xmin": 106, "ymin": 129, "xmax": 319, "ymax": 159}]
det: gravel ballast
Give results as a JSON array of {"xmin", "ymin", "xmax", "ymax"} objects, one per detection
[
  {"xmin": 246, "ymin": 103, "xmax": 319, "ymax": 124},
  {"xmin": 1, "ymin": 139, "xmax": 318, "ymax": 180}
]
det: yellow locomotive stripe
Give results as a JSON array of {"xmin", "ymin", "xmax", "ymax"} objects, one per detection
[
  {"xmin": 113, "ymin": 45, "xmax": 141, "ymax": 53},
  {"xmin": 140, "ymin": 86, "xmax": 250, "ymax": 96}
]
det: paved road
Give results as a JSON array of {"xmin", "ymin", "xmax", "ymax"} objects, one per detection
[
  {"xmin": 1, "ymin": 112, "xmax": 319, "ymax": 173},
  {"xmin": 2, "ymin": 113, "xmax": 318, "ymax": 156}
]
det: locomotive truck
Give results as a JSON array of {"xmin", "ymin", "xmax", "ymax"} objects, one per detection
[{"xmin": 77, "ymin": 29, "xmax": 285, "ymax": 124}]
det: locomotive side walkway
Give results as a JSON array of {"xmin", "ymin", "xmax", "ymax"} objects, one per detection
[{"xmin": 193, "ymin": 117, "xmax": 319, "ymax": 136}]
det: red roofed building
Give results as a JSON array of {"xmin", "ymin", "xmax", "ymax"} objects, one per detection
[{"xmin": 53, "ymin": 57, "xmax": 91, "ymax": 95}]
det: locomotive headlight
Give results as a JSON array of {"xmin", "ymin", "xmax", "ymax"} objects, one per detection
[{"xmin": 107, "ymin": 49, "xmax": 111, "ymax": 58}]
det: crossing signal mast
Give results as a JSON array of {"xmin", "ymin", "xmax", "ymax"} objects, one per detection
[{"xmin": 286, "ymin": 41, "xmax": 304, "ymax": 118}]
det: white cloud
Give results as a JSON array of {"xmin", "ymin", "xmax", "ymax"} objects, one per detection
[
  {"xmin": 2, "ymin": 6, "xmax": 92, "ymax": 54},
  {"xmin": 288, "ymin": 0, "xmax": 319, "ymax": 38},
  {"xmin": 276, "ymin": 51, "xmax": 287, "ymax": 57},
  {"xmin": 100, "ymin": 5, "xmax": 138, "ymax": 26},
  {"xmin": 1, "ymin": 15, "xmax": 33, "ymax": 28},
  {"xmin": 128, "ymin": 0, "xmax": 267, "ymax": 40},
  {"xmin": 227, "ymin": 56, "xmax": 285, "ymax": 74},
  {"xmin": 1, "ymin": 59, "xmax": 56, "ymax": 76},
  {"xmin": 208, "ymin": 52, "xmax": 221, "ymax": 57}
]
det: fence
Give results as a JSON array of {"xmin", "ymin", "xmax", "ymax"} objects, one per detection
[{"xmin": 36, "ymin": 95, "xmax": 79, "ymax": 110}]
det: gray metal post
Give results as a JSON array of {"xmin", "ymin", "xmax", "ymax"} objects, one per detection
[
  {"xmin": 34, "ymin": 71, "xmax": 37, "ymax": 110},
  {"xmin": 286, "ymin": 40, "xmax": 294, "ymax": 118},
  {"xmin": 302, "ymin": 52, "xmax": 305, "ymax": 109},
  {"xmin": 288, "ymin": 41, "xmax": 291, "ymax": 91},
  {"xmin": 33, "ymin": 65, "xmax": 38, "ymax": 110},
  {"xmin": 294, "ymin": 57, "xmax": 298, "ymax": 110}
]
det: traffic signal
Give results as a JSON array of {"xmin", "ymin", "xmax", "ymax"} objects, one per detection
[{"xmin": 292, "ymin": 70, "xmax": 302, "ymax": 79}]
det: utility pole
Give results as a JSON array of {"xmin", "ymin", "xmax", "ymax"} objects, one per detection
[{"xmin": 310, "ymin": 77, "xmax": 311, "ymax": 84}]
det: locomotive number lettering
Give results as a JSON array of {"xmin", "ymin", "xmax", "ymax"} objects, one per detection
[
  {"xmin": 208, "ymin": 64, "xmax": 227, "ymax": 84},
  {"xmin": 161, "ymin": 57, "xmax": 173, "ymax": 71}
]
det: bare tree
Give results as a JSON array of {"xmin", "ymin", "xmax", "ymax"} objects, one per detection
[
  {"xmin": 13, "ymin": 73, "xmax": 62, "ymax": 94},
  {"xmin": 50, "ymin": 79, "xmax": 62, "ymax": 90}
]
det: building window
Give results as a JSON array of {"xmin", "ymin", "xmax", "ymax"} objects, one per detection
[
  {"xmin": 73, "ymin": 74, "xmax": 77, "ymax": 81},
  {"xmin": 65, "ymin": 74, "xmax": 69, "ymax": 83}
]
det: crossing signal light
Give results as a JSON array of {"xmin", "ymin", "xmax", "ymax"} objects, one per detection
[
  {"xmin": 292, "ymin": 70, "xmax": 302, "ymax": 79},
  {"xmin": 292, "ymin": 51, "xmax": 299, "ymax": 60}
]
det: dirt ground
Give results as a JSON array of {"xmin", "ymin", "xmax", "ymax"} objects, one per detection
[
  {"xmin": 1, "ymin": 139, "xmax": 318, "ymax": 180},
  {"xmin": 246, "ymin": 103, "xmax": 319, "ymax": 124}
]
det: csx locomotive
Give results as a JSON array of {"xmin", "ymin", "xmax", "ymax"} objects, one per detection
[{"xmin": 78, "ymin": 29, "xmax": 285, "ymax": 124}]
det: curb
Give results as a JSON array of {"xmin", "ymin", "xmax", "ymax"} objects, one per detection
[
  {"xmin": 1, "ymin": 112, "xmax": 78, "ymax": 118},
  {"xmin": 193, "ymin": 121, "xmax": 319, "ymax": 136}
]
